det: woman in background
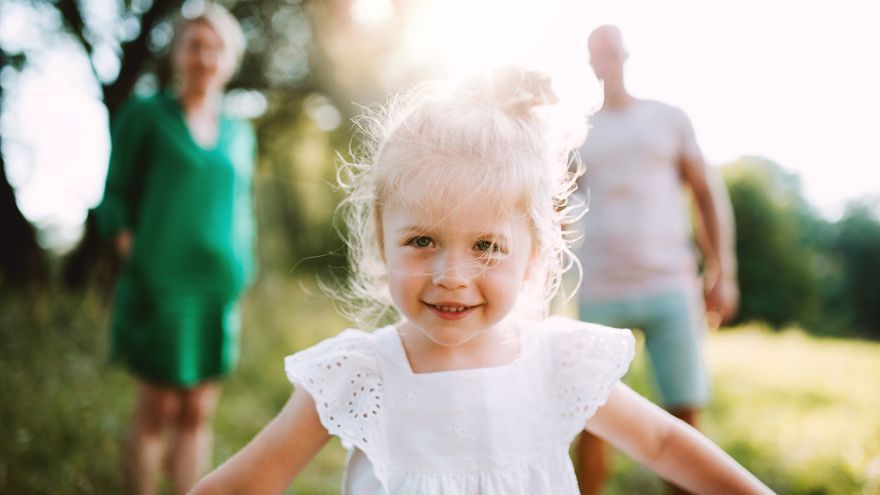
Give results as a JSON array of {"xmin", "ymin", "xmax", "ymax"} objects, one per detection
[{"xmin": 95, "ymin": 5, "xmax": 256, "ymax": 494}]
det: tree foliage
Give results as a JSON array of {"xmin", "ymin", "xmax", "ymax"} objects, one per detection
[
  {"xmin": 7, "ymin": 0, "xmax": 324, "ymax": 289},
  {"xmin": 722, "ymin": 157, "xmax": 880, "ymax": 338},
  {"xmin": 723, "ymin": 157, "xmax": 823, "ymax": 327},
  {"xmin": 829, "ymin": 201, "xmax": 880, "ymax": 336},
  {"xmin": 5, "ymin": 0, "xmax": 878, "ymax": 337},
  {"xmin": 0, "ymin": 45, "xmax": 47, "ymax": 290}
]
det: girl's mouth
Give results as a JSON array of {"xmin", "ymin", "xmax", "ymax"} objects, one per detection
[{"xmin": 425, "ymin": 302, "xmax": 478, "ymax": 320}]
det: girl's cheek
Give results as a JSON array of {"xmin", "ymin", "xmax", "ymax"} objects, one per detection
[{"xmin": 395, "ymin": 251, "xmax": 431, "ymax": 273}]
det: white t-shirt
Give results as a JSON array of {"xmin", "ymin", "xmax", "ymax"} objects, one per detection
[
  {"xmin": 576, "ymin": 99, "xmax": 703, "ymax": 301},
  {"xmin": 285, "ymin": 316, "xmax": 634, "ymax": 495}
]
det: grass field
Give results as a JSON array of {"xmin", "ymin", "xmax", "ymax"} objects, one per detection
[{"xmin": 2, "ymin": 274, "xmax": 879, "ymax": 494}]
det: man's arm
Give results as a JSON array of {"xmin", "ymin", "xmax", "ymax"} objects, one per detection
[{"xmin": 679, "ymin": 148, "xmax": 739, "ymax": 324}]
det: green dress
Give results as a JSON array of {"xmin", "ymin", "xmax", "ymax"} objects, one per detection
[{"xmin": 96, "ymin": 92, "xmax": 256, "ymax": 387}]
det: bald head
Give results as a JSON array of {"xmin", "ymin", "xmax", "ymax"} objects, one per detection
[
  {"xmin": 588, "ymin": 25, "xmax": 627, "ymax": 82},
  {"xmin": 589, "ymin": 25, "xmax": 625, "ymax": 53}
]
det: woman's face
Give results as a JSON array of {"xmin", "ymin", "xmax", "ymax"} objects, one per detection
[{"xmin": 172, "ymin": 21, "xmax": 231, "ymax": 94}]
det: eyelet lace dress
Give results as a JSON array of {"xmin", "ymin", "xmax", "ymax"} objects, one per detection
[{"xmin": 284, "ymin": 316, "xmax": 635, "ymax": 494}]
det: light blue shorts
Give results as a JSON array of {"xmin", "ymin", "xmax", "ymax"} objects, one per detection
[{"xmin": 579, "ymin": 289, "xmax": 709, "ymax": 408}]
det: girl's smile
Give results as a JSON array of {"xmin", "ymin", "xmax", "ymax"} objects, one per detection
[{"xmin": 423, "ymin": 301, "xmax": 481, "ymax": 320}]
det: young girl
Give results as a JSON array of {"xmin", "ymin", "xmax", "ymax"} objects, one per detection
[{"xmin": 191, "ymin": 67, "xmax": 773, "ymax": 495}]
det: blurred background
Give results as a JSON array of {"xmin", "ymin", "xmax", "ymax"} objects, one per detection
[{"xmin": 1, "ymin": 0, "xmax": 878, "ymax": 493}]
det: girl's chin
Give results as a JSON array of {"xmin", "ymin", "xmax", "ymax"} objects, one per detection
[{"xmin": 421, "ymin": 325, "xmax": 494, "ymax": 349}]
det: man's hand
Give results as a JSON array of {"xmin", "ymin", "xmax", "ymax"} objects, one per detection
[{"xmin": 704, "ymin": 271, "xmax": 739, "ymax": 330}]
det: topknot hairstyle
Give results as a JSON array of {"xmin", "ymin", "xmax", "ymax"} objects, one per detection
[{"xmin": 336, "ymin": 66, "xmax": 586, "ymax": 327}]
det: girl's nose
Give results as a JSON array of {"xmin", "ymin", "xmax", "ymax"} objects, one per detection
[{"xmin": 432, "ymin": 252, "xmax": 471, "ymax": 289}]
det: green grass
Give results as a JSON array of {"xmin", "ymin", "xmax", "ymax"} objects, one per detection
[
  {"xmin": 701, "ymin": 327, "xmax": 880, "ymax": 494},
  {"xmin": 605, "ymin": 326, "xmax": 880, "ymax": 495},
  {"xmin": 2, "ymin": 275, "xmax": 879, "ymax": 493}
]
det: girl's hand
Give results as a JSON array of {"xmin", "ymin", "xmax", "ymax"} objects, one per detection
[{"xmin": 116, "ymin": 230, "xmax": 133, "ymax": 258}]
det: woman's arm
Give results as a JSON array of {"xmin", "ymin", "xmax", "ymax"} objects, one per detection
[
  {"xmin": 189, "ymin": 389, "xmax": 331, "ymax": 495},
  {"xmin": 586, "ymin": 383, "xmax": 774, "ymax": 494},
  {"xmin": 95, "ymin": 98, "xmax": 150, "ymax": 240}
]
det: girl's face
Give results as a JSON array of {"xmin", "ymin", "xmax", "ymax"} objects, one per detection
[
  {"xmin": 381, "ymin": 189, "xmax": 535, "ymax": 350},
  {"xmin": 171, "ymin": 21, "xmax": 231, "ymax": 94}
]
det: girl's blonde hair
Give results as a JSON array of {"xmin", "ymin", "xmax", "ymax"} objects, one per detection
[{"xmin": 337, "ymin": 66, "xmax": 585, "ymax": 327}]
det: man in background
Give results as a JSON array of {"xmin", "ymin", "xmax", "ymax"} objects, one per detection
[{"xmin": 574, "ymin": 25, "xmax": 740, "ymax": 495}]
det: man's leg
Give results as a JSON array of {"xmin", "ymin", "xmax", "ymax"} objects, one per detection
[
  {"xmin": 641, "ymin": 290, "xmax": 709, "ymax": 495},
  {"xmin": 575, "ymin": 299, "xmax": 637, "ymax": 495},
  {"xmin": 576, "ymin": 431, "xmax": 610, "ymax": 495}
]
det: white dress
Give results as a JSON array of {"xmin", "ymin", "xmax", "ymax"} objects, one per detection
[{"xmin": 285, "ymin": 315, "xmax": 635, "ymax": 494}]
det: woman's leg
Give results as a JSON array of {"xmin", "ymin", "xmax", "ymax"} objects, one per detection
[
  {"xmin": 167, "ymin": 381, "xmax": 221, "ymax": 494},
  {"xmin": 126, "ymin": 380, "xmax": 182, "ymax": 495}
]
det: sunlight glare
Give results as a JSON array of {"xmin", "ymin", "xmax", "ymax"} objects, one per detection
[
  {"xmin": 393, "ymin": 0, "xmax": 880, "ymax": 218},
  {"xmin": 397, "ymin": 0, "xmax": 600, "ymax": 128},
  {"xmin": 352, "ymin": 0, "xmax": 394, "ymax": 27},
  {"xmin": 2, "ymin": 49, "xmax": 109, "ymax": 252}
]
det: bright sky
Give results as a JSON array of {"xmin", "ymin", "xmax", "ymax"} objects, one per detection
[
  {"xmin": 3, "ymin": 0, "xmax": 879, "ymax": 250},
  {"xmin": 388, "ymin": 0, "xmax": 880, "ymax": 218}
]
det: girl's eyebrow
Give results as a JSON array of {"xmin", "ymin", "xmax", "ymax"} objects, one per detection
[
  {"xmin": 474, "ymin": 231, "xmax": 509, "ymax": 240},
  {"xmin": 395, "ymin": 226, "xmax": 511, "ymax": 242},
  {"xmin": 395, "ymin": 225, "xmax": 430, "ymax": 235}
]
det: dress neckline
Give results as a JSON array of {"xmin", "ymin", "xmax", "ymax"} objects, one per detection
[
  {"xmin": 160, "ymin": 91, "xmax": 227, "ymax": 153},
  {"xmin": 376, "ymin": 320, "xmax": 539, "ymax": 378}
]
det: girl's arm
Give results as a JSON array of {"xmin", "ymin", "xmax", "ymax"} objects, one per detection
[
  {"xmin": 586, "ymin": 383, "xmax": 774, "ymax": 495},
  {"xmin": 189, "ymin": 389, "xmax": 330, "ymax": 495}
]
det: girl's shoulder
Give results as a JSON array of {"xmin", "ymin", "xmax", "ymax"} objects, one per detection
[
  {"xmin": 534, "ymin": 316, "xmax": 636, "ymax": 440},
  {"xmin": 284, "ymin": 328, "xmax": 380, "ymax": 381},
  {"xmin": 538, "ymin": 315, "xmax": 635, "ymax": 357},
  {"xmin": 284, "ymin": 329, "xmax": 388, "ymax": 473}
]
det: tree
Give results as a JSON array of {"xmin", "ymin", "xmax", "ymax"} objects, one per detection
[
  {"xmin": 721, "ymin": 157, "xmax": 823, "ymax": 328},
  {"xmin": 0, "ymin": 48, "xmax": 49, "ymax": 290},
  {"xmin": 2, "ymin": 0, "xmax": 446, "ymax": 291},
  {"xmin": 45, "ymin": 0, "xmax": 183, "ymax": 289},
  {"xmin": 6, "ymin": 0, "xmax": 320, "ymax": 289},
  {"xmin": 829, "ymin": 199, "xmax": 880, "ymax": 337}
]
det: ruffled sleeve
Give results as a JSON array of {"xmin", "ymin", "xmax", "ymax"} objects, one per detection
[
  {"xmin": 284, "ymin": 329, "xmax": 389, "ymax": 484},
  {"xmin": 546, "ymin": 316, "xmax": 635, "ymax": 442}
]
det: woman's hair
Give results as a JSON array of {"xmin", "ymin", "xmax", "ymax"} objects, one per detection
[
  {"xmin": 336, "ymin": 66, "xmax": 586, "ymax": 327},
  {"xmin": 170, "ymin": 3, "xmax": 246, "ymax": 74}
]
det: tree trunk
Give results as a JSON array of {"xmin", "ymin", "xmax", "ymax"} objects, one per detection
[
  {"xmin": 60, "ymin": 0, "xmax": 184, "ymax": 291},
  {"xmin": 0, "ymin": 52, "xmax": 49, "ymax": 289}
]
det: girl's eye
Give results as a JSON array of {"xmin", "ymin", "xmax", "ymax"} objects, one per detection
[
  {"xmin": 474, "ymin": 240, "xmax": 502, "ymax": 253},
  {"xmin": 408, "ymin": 236, "xmax": 434, "ymax": 248}
]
